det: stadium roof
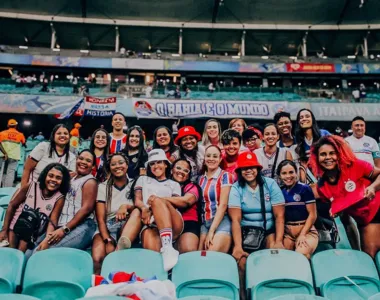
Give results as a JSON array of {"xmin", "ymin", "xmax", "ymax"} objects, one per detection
[{"xmin": 0, "ymin": 0, "xmax": 380, "ymax": 57}]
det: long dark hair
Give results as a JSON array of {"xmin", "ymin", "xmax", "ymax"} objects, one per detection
[
  {"xmin": 104, "ymin": 152, "xmax": 130, "ymax": 214},
  {"xmin": 122, "ymin": 125, "xmax": 148, "ymax": 171},
  {"xmin": 152, "ymin": 126, "xmax": 178, "ymax": 154},
  {"xmin": 90, "ymin": 128, "xmax": 110, "ymax": 181},
  {"xmin": 38, "ymin": 163, "xmax": 71, "ymax": 196},
  {"xmin": 295, "ymin": 109, "xmax": 321, "ymax": 162},
  {"xmin": 49, "ymin": 124, "xmax": 71, "ymax": 165}
]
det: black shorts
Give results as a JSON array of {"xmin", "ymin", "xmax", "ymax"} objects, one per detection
[
  {"xmin": 182, "ymin": 220, "xmax": 200, "ymax": 237},
  {"xmin": 369, "ymin": 209, "xmax": 380, "ymax": 224}
]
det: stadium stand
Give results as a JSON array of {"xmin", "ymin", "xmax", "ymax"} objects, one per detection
[{"xmin": 0, "ymin": 248, "xmax": 25, "ymax": 294}]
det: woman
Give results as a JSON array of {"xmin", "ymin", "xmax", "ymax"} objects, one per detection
[
  {"xmin": 0, "ymin": 163, "xmax": 70, "ymax": 252},
  {"xmin": 152, "ymin": 126, "xmax": 179, "ymax": 163},
  {"xmin": 175, "ymin": 126, "xmax": 205, "ymax": 181},
  {"xmin": 133, "ymin": 149, "xmax": 184, "ymax": 271},
  {"xmin": 277, "ymin": 160, "xmax": 318, "ymax": 259},
  {"xmin": 229, "ymin": 118, "xmax": 247, "ymax": 136},
  {"xmin": 34, "ymin": 150, "xmax": 98, "ymax": 252},
  {"xmin": 198, "ymin": 145, "xmax": 233, "ymax": 253},
  {"xmin": 274, "ymin": 111, "xmax": 297, "ymax": 149},
  {"xmin": 122, "ymin": 125, "xmax": 148, "ymax": 179},
  {"xmin": 202, "ymin": 119, "xmax": 223, "ymax": 149},
  {"xmin": 92, "ymin": 153, "xmax": 140, "ymax": 274},
  {"xmin": 254, "ymin": 123, "xmax": 292, "ymax": 182},
  {"xmin": 228, "ymin": 152, "xmax": 285, "ymax": 300},
  {"xmin": 309, "ymin": 135, "xmax": 380, "ymax": 258},
  {"xmin": 21, "ymin": 124, "xmax": 76, "ymax": 187},
  {"xmin": 90, "ymin": 128, "xmax": 110, "ymax": 182},
  {"xmin": 158, "ymin": 159, "xmax": 201, "ymax": 253},
  {"xmin": 220, "ymin": 129, "xmax": 243, "ymax": 180},
  {"xmin": 242, "ymin": 126, "xmax": 262, "ymax": 152}
]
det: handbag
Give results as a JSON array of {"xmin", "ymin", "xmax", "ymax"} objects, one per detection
[
  {"xmin": 242, "ymin": 184, "xmax": 267, "ymax": 252},
  {"xmin": 316, "ymin": 216, "xmax": 340, "ymax": 244},
  {"xmin": 13, "ymin": 184, "xmax": 43, "ymax": 245}
]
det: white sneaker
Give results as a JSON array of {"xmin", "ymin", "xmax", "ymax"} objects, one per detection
[
  {"xmin": 161, "ymin": 245, "xmax": 179, "ymax": 271},
  {"xmin": 117, "ymin": 236, "xmax": 131, "ymax": 250}
]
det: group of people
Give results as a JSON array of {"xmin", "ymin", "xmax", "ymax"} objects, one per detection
[{"xmin": 0, "ymin": 110, "xmax": 380, "ymax": 299}]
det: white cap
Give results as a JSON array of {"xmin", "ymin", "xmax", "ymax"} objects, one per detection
[{"xmin": 145, "ymin": 148, "xmax": 170, "ymax": 168}]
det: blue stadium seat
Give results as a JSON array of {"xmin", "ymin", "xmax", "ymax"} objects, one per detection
[
  {"xmin": 22, "ymin": 248, "xmax": 93, "ymax": 300},
  {"xmin": 312, "ymin": 249, "xmax": 380, "ymax": 300},
  {"xmin": 76, "ymin": 297, "xmax": 126, "ymax": 300},
  {"xmin": 0, "ymin": 295, "xmax": 40, "ymax": 300},
  {"xmin": 101, "ymin": 249, "xmax": 168, "ymax": 280},
  {"xmin": 269, "ymin": 296, "xmax": 328, "ymax": 300},
  {"xmin": 374, "ymin": 252, "xmax": 380, "ymax": 274},
  {"xmin": 246, "ymin": 249, "xmax": 314, "ymax": 300},
  {"xmin": 0, "ymin": 187, "xmax": 17, "ymax": 198},
  {"xmin": 171, "ymin": 251, "xmax": 239, "ymax": 300},
  {"xmin": 369, "ymin": 293, "xmax": 380, "ymax": 300},
  {"xmin": 0, "ymin": 207, "xmax": 4, "ymax": 230},
  {"xmin": 0, "ymin": 196, "xmax": 12, "ymax": 208},
  {"xmin": 179, "ymin": 297, "xmax": 230, "ymax": 300},
  {"xmin": 0, "ymin": 248, "xmax": 25, "ymax": 294}
]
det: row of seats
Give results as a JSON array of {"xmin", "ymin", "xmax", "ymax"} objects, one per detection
[{"xmin": 2, "ymin": 247, "xmax": 380, "ymax": 300}]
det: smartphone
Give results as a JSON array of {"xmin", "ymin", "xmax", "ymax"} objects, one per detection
[{"xmin": 0, "ymin": 240, "xmax": 9, "ymax": 247}]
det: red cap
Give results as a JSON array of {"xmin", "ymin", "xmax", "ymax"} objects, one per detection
[
  {"xmin": 174, "ymin": 126, "xmax": 201, "ymax": 145},
  {"xmin": 235, "ymin": 152, "xmax": 263, "ymax": 170}
]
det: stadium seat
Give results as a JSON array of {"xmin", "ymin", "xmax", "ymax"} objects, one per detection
[
  {"xmin": 0, "ymin": 196, "xmax": 12, "ymax": 209},
  {"xmin": 369, "ymin": 293, "xmax": 380, "ymax": 300},
  {"xmin": 179, "ymin": 297, "xmax": 230, "ymax": 300},
  {"xmin": 312, "ymin": 249, "xmax": 380, "ymax": 300},
  {"xmin": 269, "ymin": 296, "xmax": 328, "ymax": 300},
  {"xmin": 246, "ymin": 249, "xmax": 314, "ymax": 300},
  {"xmin": 374, "ymin": 252, "xmax": 380, "ymax": 274},
  {"xmin": 0, "ymin": 248, "xmax": 25, "ymax": 294},
  {"xmin": 22, "ymin": 248, "xmax": 93, "ymax": 300},
  {"xmin": 0, "ymin": 207, "xmax": 4, "ymax": 230},
  {"xmin": 76, "ymin": 297, "xmax": 126, "ymax": 300},
  {"xmin": 0, "ymin": 187, "xmax": 17, "ymax": 198},
  {"xmin": 171, "ymin": 251, "xmax": 239, "ymax": 300},
  {"xmin": 101, "ymin": 249, "xmax": 168, "ymax": 280},
  {"xmin": 0, "ymin": 295, "xmax": 40, "ymax": 300}
]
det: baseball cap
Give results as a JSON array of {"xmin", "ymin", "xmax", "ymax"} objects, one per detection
[{"xmin": 7, "ymin": 119, "xmax": 18, "ymax": 126}]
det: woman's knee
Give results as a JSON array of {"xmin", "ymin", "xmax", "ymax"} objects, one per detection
[{"xmin": 130, "ymin": 208, "xmax": 141, "ymax": 218}]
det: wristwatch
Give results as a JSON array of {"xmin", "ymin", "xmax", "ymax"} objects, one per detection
[
  {"xmin": 104, "ymin": 237, "xmax": 116, "ymax": 246},
  {"xmin": 62, "ymin": 226, "xmax": 71, "ymax": 235}
]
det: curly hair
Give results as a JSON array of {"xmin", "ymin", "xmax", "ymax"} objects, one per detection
[
  {"xmin": 38, "ymin": 163, "xmax": 71, "ymax": 196},
  {"xmin": 308, "ymin": 135, "xmax": 357, "ymax": 179},
  {"xmin": 221, "ymin": 129, "xmax": 242, "ymax": 145}
]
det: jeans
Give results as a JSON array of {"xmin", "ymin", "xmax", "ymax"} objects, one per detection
[{"xmin": 0, "ymin": 158, "xmax": 18, "ymax": 187}]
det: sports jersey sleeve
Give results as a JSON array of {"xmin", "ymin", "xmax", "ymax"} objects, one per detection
[
  {"xmin": 302, "ymin": 185, "xmax": 316, "ymax": 204},
  {"xmin": 134, "ymin": 176, "xmax": 144, "ymax": 191},
  {"xmin": 221, "ymin": 171, "xmax": 234, "ymax": 187},
  {"xmin": 228, "ymin": 183, "xmax": 242, "ymax": 208},
  {"xmin": 96, "ymin": 183, "xmax": 107, "ymax": 203},
  {"xmin": 172, "ymin": 181, "xmax": 181, "ymax": 197},
  {"xmin": 356, "ymin": 159, "xmax": 374, "ymax": 178},
  {"xmin": 184, "ymin": 183, "xmax": 199, "ymax": 200},
  {"xmin": 372, "ymin": 141, "xmax": 380, "ymax": 159},
  {"xmin": 29, "ymin": 142, "xmax": 49, "ymax": 162},
  {"xmin": 267, "ymin": 179, "xmax": 285, "ymax": 206}
]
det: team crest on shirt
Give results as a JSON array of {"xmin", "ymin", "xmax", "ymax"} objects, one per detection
[
  {"xmin": 363, "ymin": 143, "xmax": 370, "ymax": 148},
  {"xmin": 293, "ymin": 194, "xmax": 301, "ymax": 202},
  {"xmin": 345, "ymin": 180, "xmax": 356, "ymax": 192},
  {"xmin": 265, "ymin": 193, "xmax": 270, "ymax": 201},
  {"xmin": 46, "ymin": 204, "xmax": 53, "ymax": 211}
]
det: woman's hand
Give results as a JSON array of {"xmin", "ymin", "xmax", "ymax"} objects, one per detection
[
  {"xmin": 205, "ymin": 230, "xmax": 215, "ymax": 250},
  {"xmin": 232, "ymin": 246, "xmax": 249, "ymax": 263},
  {"xmin": 296, "ymin": 234, "xmax": 308, "ymax": 248},
  {"xmin": 47, "ymin": 228, "xmax": 65, "ymax": 245},
  {"xmin": 116, "ymin": 205, "xmax": 129, "ymax": 221},
  {"xmin": 147, "ymin": 195, "xmax": 161, "ymax": 206},
  {"xmin": 141, "ymin": 207, "xmax": 152, "ymax": 225},
  {"xmin": 364, "ymin": 185, "xmax": 376, "ymax": 201},
  {"xmin": 272, "ymin": 241, "xmax": 285, "ymax": 249},
  {"xmin": 0, "ymin": 230, "xmax": 8, "ymax": 242},
  {"xmin": 36, "ymin": 239, "xmax": 50, "ymax": 251}
]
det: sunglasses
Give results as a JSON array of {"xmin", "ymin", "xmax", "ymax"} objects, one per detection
[
  {"xmin": 148, "ymin": 160, "xmax": 164, "ymax": 167},
  {"xmin": 175, "ymin": 165, "xmax": 190, "ymax": 174}
]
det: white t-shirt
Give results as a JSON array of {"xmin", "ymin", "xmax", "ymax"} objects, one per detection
[
  {"xmin": 29, "ymin": 142, "xmax": 76, "ymax": 182},
  {"xmin": 97, "ymin": 179, "xmax": 134, "ymax": 220},
  {"xmin": 254, "ymin": 147, "xmax": 288, "ymax": 180},
  {"xmin": 345, "ymin": 135, "xmax": 380, "ymax": 166},
  {"xmin": 134, "ymin": 176, "xmax": 181, "ymax": 205}
]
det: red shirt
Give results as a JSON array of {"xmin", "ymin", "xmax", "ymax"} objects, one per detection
[
  {"xmin": 180, "ymin": 183, "xmax": 200, "ymax": 222},
  {"xmin": 318, "ymin": 159, "xmax": 380, "ymax": 226}
]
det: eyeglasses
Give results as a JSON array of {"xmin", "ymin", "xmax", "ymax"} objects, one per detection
[
  {"xmin": 175, "ymin": 165, "xmax": 190, "ymax": 174},
  {"xmin": 246, "ymin": 137, "xmax": 258, "ymax": 144},
  {"xmin": 148, "ymin": 160, "xmax": 164, "ymax": 167}
]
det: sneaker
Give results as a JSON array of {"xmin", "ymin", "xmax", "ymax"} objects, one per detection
[
  {"xmin": 117, "ymin": 236, "xmax": 132, "ymax": 250},
  {"xmin": 161, "ymin": 245, "xmax": 179, "ymax": 271}
]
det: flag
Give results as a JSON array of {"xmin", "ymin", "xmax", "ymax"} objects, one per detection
[{"xmin": 54, "ymin": 98, "xmax": 84, "ymax": 119}]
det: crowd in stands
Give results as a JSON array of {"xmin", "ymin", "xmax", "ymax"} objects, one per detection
[{"xmin": 0, "ymin": 111, "xmax": 380, "ymax": 299}]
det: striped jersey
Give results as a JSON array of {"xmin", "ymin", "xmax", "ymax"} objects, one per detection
[
  {"xmin": 198, "ymin": 168, "xmax": 234, "ymax": 222},
  {"xmin": 109, "ymin": 133, "xmax": 127, "ymax": 154}
]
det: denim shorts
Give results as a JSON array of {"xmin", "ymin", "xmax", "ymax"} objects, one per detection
[
  {"xmin": 200, "ymin": 215, "xmax": 231, "ymax": 236},
  {"xmin": 94, "ymin": 218, "xmax": 126, "ymax": 240}
]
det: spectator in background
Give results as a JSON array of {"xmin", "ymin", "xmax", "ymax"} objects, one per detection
[
  {"xmin": 208, "ymin": 82, "xmax": 215, "ymax": 93},
  {"xmin": 172, "ymin": 119, "xmax": 180, "ymax": 138},
  {"xmin": 352, "ymin": 89, "xmax": 360, "ymax": 103},
  {"xmin": 34, "ymin": 132, "xmax": 45, "ymax": 142},
  {"xmin": 229, "ymin": 118, "xmax": 247, "ymax": 136},
  {"xmin": 0, "ymin": 119, "xmax": 26, "ymax": 187},
  {"xmin": 70, "ymin": 123, "xmax": 81, "ymax": 155},
  {"xmin": 120, "ymin": 47, "xmax": 126, "ymax": 57},
  {"xmin": 72, "ymin": 77, "xmax": 78, "ymax": 94},
  {"xmin": 145, "ymin": 83, "xmax": 153, "ymax": 98},
  {"xmin": 40, "ymin": 78, "xmax": 49, "ymax": 92},
  {"xmin": 345, "ymin": 116, "xmax": 380, "ymax": 168}
]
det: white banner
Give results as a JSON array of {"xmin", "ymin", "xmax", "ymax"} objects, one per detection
[
  {"xmin": 132, "ymin": 98, "xmax": 310, "ymax": 120},
  {"xmin": 310, "ymin": 103, "xmax": 380, "ymax": 121}
]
